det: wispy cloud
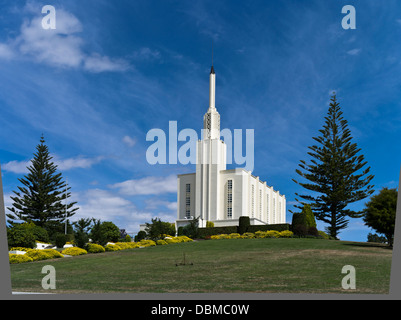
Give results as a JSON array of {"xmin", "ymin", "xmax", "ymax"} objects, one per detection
[
  {"xmin": 110, "ymin": 175, "xmax": 177, "ymax": 196},
  {"xmin": 0, "ymin": 6, "xmax": 129, "ymax": 73},
  {"xmin": 2, "ymin": 155, "xmax": 103, "ymax": 174},
  {"xmin": 122, "ymin": 136, "xmax": 136, "ymax": 148},
  {"xmin": 347, "ymin": 48, "xmax": 361, "ymax": 56}
]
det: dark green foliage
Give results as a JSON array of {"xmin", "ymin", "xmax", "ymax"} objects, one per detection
[
  {"xmin": 293, "ymin": 94, "xmax": 374, "ymax": 239},
  {"xmin": 363, "ymin": 188, "xmax": 397, "ymax": 246},
  {"xmin": 7, "ymin": 222, "xmax": 50, "ymax": 248},
  {"xmin": 44, "ymin": 220, "xmax": 73, "ymax": 242},
  {"xmin": 245, "ymin": 224, "xmax": 290, "ymax": 233},
  {"xmin": 55, "ymin": 233, "xmax": 67, "ymax": 248},
  {"xmin": 90, "ymin": 220, "xmax": 121, "ymax": 245},
  {"xmin": 238, "ymin": 216, "xmax": 250, "ymax": 234},
  {"xmin": 177, "ymin": 227, "xmax": 184, "ymax": 236},
  {"xmin": 7, "ymin": 222, "xmax": 37, "ymax": 248},
  {"xmin": 73, "ymin": 218, "xmax": 92, "ymax": 248},
  {"xmin": 367, "ymin": 233, "xmax": 387, "ymax": 244},
  {"xmin": 292, "ymin": 204, "xmax": 317, "ymax": 237},
  {"xmin": 145, "ymin": 218, "xmax": 176, "ymax": 240},
  {"xmin": 182, "ymin": 216, "xmax": 199, "ymax": 238},
  {"xmin": 6, "ymin": 136, "xmax": 78, "ymax": 235},
  {"xmin": 135, "ymin": 230, "xmax": 147, "ymax": 242}
]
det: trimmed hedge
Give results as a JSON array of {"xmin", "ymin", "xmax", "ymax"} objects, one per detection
[
  {"xmin": 210, "ymin": 230, "xmax": 294, "ymax": 240},
  {"xmin": 198, "ymin": 223, "xmax": 290, "ymax": 238}
]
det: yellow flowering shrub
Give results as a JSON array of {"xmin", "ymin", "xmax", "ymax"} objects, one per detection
[
  {"xmin": 241, "ymin": 232, "xmax": 256, "ymax": 239},
  {"xmin": 61, "ymin": 247, "xmax": 87, "ymax": 256},
  {"xmin": 25, "ymin": 249, "xmax": 52, "ymax": 261},
  {"xmin": 9, "ymin": 247, "xmax": 31, "ymax": 252},
  {"xmin": 116, "ymin": 242, "xmax": 139, "ymax": 249},
  {"xmin": 210, "ymin": 234, "xmax": 230, "ymax": 240},
  {"xmin": 42, "ymin": 249, "xmax": 63, "ymax": 259},
  {"xmin": 174, "ymin": 236, "xmax": 193, "ymax": 242},
  {"xmin": 165, "ymin": 238, "xmax": 180, "ymax": 244},
  {"xmin": 138, "ymin": 239, "xmax": 156, "ymax": 247},
  {"xmin": 279, "ymin": 230, "xmax": 294, "ymax": 238},
  {"xmin": 156, "ymin": 240, "xmax": 168, "ymax": 245},
  {"xmin": 9, "ymin": 254, "xmax": 33, "ymax": 264},
  {"xmin": 104, "ymin": 244, "xmax": 121, "ymax": 251},
  {"xmin": 86, "ymin": 243, "xmax": 106, "ymax": 253},
  {"xmin": 228, "ymin": 233, "xmax": 241, "ymax": 239}
]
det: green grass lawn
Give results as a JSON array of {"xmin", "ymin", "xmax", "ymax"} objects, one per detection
[{"xmin": 10, "ymin": 238, "xmax": 393, "ymax": 294}]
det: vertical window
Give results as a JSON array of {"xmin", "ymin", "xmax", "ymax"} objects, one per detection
[
  {"xmin": 279, "ymin": 201, "xmax": 282, "ymax": 222},
  {"xmin": 251, "ymin": 185, "xmax": 255, "ymax": 218},
  {"xmin": 266, "ymin": 194, "xmax": 270, "ymax": 223},
  {"xmin": 227, "ymin": 180, "xmax": 233, "ymax": 219},
  {"xmin": 273, "ymin": 198, "xmax": 276, "ymax": 223},
  {"xmin": 259, "ymin": 190, "xmax": 262, "ymax": 219},
  {"xmin": 185, "ymin": 184, "xmax": 191, "ymax": 218}
]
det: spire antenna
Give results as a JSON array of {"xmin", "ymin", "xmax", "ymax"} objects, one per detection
[{"xmin": 212, "ymin": 41, "xmax": 214, "ymax": 66}]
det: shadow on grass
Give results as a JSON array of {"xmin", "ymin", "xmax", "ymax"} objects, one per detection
[{"xmin": 342, "ymin": 241, "xmax": 393, "ymax": 250}]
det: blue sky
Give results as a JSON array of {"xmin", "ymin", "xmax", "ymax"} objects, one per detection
[{"xmin": 0, "ymin": 0, "xmax": 400, "ymax": 241}]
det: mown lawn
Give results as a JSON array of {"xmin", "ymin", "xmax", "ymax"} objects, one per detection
[{"xmin": 10, "ymin": 238, "xmax": 393, "ymax": 294}]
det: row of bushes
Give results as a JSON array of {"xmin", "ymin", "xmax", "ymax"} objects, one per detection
[
  {"xmin": 198, "ymin": 223, "xmax": 290, "ymax": 238},
  {"xmin": 9, "ymin": 248, "xmax": 64, "ymax": 264},
  {"xmin": 9, "ymin": 236, "xmax": 193, "ymax": 263},
  {"xmin": 208, "ymin": 230, "xmax": 294, "ymax": 240}
]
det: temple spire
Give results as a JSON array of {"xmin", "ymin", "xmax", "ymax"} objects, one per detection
[
  {"xmin": 204, "ymin": 65, "xmax": 220, "ymax": 139},
  {"xmin": 209, "ymin": 65, "xmax": 216, "ymax": 109}
]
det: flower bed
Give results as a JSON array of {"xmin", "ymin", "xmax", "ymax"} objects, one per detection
[{"xmin": 210, "ymin": 231, "xmax": 294, "ymax": 240}]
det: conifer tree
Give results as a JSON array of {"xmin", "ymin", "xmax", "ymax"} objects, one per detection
[
  {"xmin": 7, "ymin": 136, "xmax": 78, "ymax": 229},
  {"xmin": 292, "ymin": 93, "xmax": 374, "ymax": 238}
]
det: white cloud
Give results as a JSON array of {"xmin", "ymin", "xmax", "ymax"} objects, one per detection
[
  {"xmin": 131, "ymin": 47, "xmax": 161, "ymax": 61},
  {"xmin": 84, "ymin": 53, "xmax": 129, "ymax": 73},
  {"xmin": 0, "ymin": 43, "xmax": 14, "ymax": 60},
  {"xmin": 2, "ymin": 155, "xmax": 103, "ymax": 174},
  {"xmin": 110, "ymin": 175, "xmax": 177, "ymax": 196},
  {"xmin": 71, "ymin": 188, "xmax": 155, "ymax": 233},
  {"xmin": 0, "ymin": 7, "xmax": 129, "ymax": 72},
  {"xmin": 347, "ymin": 48, "xmax": 361, "ymax": 56},
  {"xmin": 55, "ymin": 155, "xmax": 104, "ymax": 171},
  {"xmin": 2, "ymin": 160, "xmax": 31, "ymax": 174},
  {"xmin": 145, "ymin": 199, "xmax": 177, "ymax": 211},
  {"xmin": 122, "ymin": 135, "xmax": 136, "ymax": 147}
]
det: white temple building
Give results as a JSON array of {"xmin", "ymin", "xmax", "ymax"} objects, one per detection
[{"xmin": 176, "ymin": 66, "xmax": 286, "ymax": 229}]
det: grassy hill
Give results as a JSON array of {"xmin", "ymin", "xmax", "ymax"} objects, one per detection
[{"xmin": 10, "ymin": 238, "xmax": 393, "ymax": 294}]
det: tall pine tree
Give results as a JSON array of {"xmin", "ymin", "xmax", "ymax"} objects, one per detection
[
  {"xmin": 292, "ymin": 93, "xmax": 374, "ymax": 238},
  {"xmin": 7, "ymin": 136, "xmax": 78, "ymax": 229}
]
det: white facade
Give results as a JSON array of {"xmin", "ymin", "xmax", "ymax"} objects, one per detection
[{"xmin": 176, "ymin": 66, "xmax": 286, "ymax": 229}]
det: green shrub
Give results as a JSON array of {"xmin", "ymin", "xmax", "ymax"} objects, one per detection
[
  {"xmin": 9, "ymin": 254, "xmax": 33, "ymax": 264},
  {"xmin": 7, "ymin": 223, "xmax": 37, "ymax": 249},
  {"xmin": 238, "ymin": 217, "xmax": 250, "ymax": 234},
  {"xmin": 247, "ymin": 224, "xmax": 290, "ymax": 233},
  {"xmin": 198, "ymin": 226, "xmax": 238, "ymax": 238},
  {"xmin": 55, "ymin": 233, "xmax": 67, "ymax": 248},
  {"xmin": 318, "ymin": 231, "xmax": 330, "ymax": 240},
  {"xmin": 135, "ymin": 230, "xmax": 147, "ymax": 242}
]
